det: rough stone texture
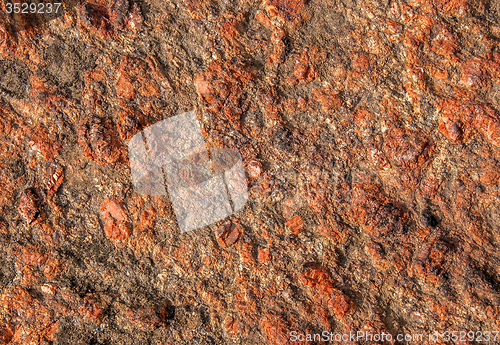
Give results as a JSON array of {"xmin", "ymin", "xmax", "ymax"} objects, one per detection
[{"xmin": 1, "ymin": 0, "xmax": 500, "ymax": 344}]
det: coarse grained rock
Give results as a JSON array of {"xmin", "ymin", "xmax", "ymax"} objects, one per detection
[{"xmin": 0, "ymin": 0, "xmax": 500, "ymax": 344}]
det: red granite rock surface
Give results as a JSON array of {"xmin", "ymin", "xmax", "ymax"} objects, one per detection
[{"xmin": 1, "ymin": 0, "xmax": 500, "ymax": 344}]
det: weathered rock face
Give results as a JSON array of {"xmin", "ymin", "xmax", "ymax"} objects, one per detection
[{"xmin": 1, "ymin": 0, "xmax": 500, "ymax": 344}]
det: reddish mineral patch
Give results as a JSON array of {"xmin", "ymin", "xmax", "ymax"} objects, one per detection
[
  {"xmin": 285, "ymin": 215, "xmax": 304, "ymax": 235},
  {"xmin": 100, "ymin": 199, "xmax": 130, "ymax": 245},
  {"xmin": 215, "ymin": 221, "xmax": 242, "ymax": 248},
  {"xmin": 18, "ymin": 189, "xmax": 43, "ymax": 226},
  {"xmin": 312, "ymin": 88, "xmax": 343, "ymax": 112}
]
